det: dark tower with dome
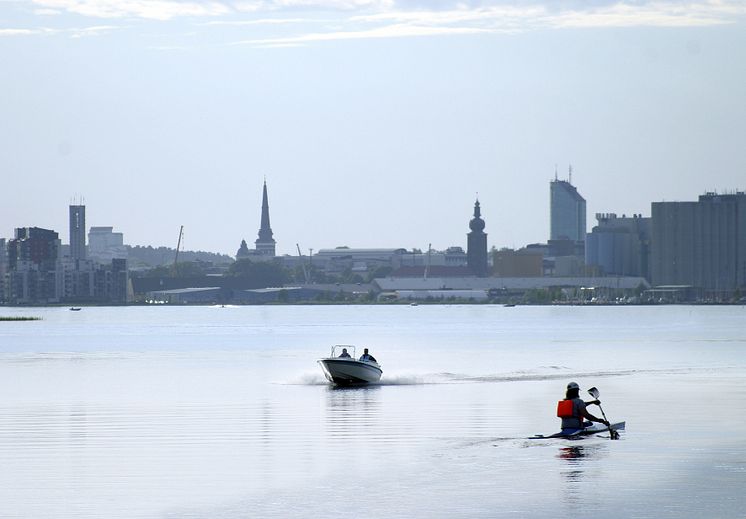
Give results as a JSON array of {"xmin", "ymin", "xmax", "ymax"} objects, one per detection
[{"xmin": 467, "ymin": 199, "xmax": 488, "ymax": 276}]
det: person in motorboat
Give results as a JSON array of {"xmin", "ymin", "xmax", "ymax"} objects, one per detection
[
  {"xmin": 359, "ymin": 348, "xmax": 377, "ymax": 363},
  {"xmin": 338, "ymin": 348, "xmax": 351, "ymax": 358},
  {"xmin": 557, "ymin": 382, "xmax": 609, "ymax": 433}
]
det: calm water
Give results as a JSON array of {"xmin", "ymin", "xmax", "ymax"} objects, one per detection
[{"xmin": 1, "ymin": 304, "xmax": 745, "ymax": 518}]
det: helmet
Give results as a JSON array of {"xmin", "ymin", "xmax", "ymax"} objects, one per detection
[{"xmin": 566, "ymin": 382, "xmax": 580, "ymax": 390}]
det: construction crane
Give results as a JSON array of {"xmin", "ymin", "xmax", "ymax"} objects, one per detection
[
  {"xmin": 424, "ymin": 243, "xmax": 432, "ymax": 280},
  {"xmin": 174, "ymin": 225, "xmax": 184, "ymax": 271},
  {"xmin": 297, "ymin": 243, "xmax": 310, "ymax": 284}
]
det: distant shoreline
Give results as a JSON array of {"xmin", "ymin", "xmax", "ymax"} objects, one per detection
[{"xmin": 1, "ymin": 301, "xmax": 744, "ymax": 309}]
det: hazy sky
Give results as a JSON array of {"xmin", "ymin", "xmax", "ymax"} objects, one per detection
[{"xmin": 2, "ymin": 1, "xmax": 745, "ymax": 256}]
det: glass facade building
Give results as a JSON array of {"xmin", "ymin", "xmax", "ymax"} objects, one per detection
[{"xmin": 550, "ymin": 179, "xmax": 586, "ymax": 243}]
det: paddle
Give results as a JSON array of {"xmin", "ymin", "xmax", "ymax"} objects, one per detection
[{"xmin": 588, "ymin": 387, "xmax": 619, "ymax": 440}]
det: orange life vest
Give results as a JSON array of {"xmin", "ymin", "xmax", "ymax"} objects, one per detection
[{"xmin": 556, "ymin": 399, "xmax": 575, "ymax": 418}]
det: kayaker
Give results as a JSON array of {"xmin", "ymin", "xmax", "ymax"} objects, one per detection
[
  {"xmin": 557, "ymin": 382, "xmax": 609, "ymax": 432},
  {"xmin": 359, "ymin": 348, "xmax": 377, "ymax": 363}
]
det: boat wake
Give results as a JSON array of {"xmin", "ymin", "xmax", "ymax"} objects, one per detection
[
  {"xmin": 434, "ymin": 366, "xmax": 714, "ymax": 384},
  {"xmin": 281, "ymin": 366, "xmax": 727, "ymax": 387}
]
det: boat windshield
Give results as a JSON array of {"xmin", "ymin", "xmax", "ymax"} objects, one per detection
[{"xmin": 330, "ymin": 345, "xmax": 356, "ymax": 359}]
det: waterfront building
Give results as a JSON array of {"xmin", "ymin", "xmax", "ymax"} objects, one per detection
[
  {"xmin": 467, "ymin": 199, "xmax": 488, "ymax": 277},
  {"xmin": 550, "ymin": 172, "xmax": 586, "ymax": 243},
  {"xmin": 60, "ymin": 257, "xmax": 94, "ymax": 300},
  {"xmin": 95, "ymin": 258, "xmax": 129, "ymax": 304},
  {"xmin": 255, "ymin": 180, "xmax": 276, "ymax": 257},
  {"xmin": 651, "ymin": 192, "xmax": 746, "ymax": 296},
  {"xmin": 3, "ymin": 223, "xmax": 129, "ymax": 304},
  {"xmin": 395, "ymin": 247, "xmax": 468, "ymax": 269},
  {"xmin": 0, "ymin": 239, "xmax": 6, "ymax": 303},
  {"xmin": 6, "ymin": 227, "xmax": 61, "ymax": 304},
  {"xmin": 314, "ymin": 248, "xmax": 408, "ymax": 273},
  {"xmin": 586, "ymin": 213, "xmax": 650, "ymax": 279},
  {"xmin": 69, "ymin": 204, "xmax": 86, "ymax": 261},
  {"xmin": 373, "ymin": 275, "xmax": 649, "ymax": 302},
  {"xmin": 59, "ymin": 255, "xmax": 130, "ymax": 304}
]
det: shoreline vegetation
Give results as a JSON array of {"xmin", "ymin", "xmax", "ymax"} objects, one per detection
[{"xmin": 0, "ymin": 316, "xmax": 42, "ymax": 321}]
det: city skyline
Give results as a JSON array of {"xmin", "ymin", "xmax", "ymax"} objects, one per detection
[{"xmin": 2, "ymin": 1, "xmax": 745, "ymax": 255}]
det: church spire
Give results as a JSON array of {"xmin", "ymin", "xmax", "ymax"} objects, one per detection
[{"xmin": 255, "ymin": 180, "xmax": 276, "ymax": 256}]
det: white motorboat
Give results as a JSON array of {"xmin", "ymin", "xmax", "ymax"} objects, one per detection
[{"xmin": 317, "ymin": 345, "xmax": 383, "ymax": 385}]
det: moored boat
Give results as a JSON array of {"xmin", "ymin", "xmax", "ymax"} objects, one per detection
[{"xmin": 318, "ymin": 345, "xmax": 382, "ymax": 385}]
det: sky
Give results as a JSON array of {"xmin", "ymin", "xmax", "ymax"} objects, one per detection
[{"xmin": 1, "ymin": 0, "xmax": 745, "ymax": 257}]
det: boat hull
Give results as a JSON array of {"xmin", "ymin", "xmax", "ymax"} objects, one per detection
[
  {"xmin": 318, "ymin": 358, "xmax": 382, "ymax": 385},
  {"xmin": 529, "ymin": 421, "xmax": 625, "ymax": 439}
]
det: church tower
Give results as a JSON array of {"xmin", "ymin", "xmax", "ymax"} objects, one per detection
[
  {"xmin": 255, "ymin": 180, "xmax": 276, "ymax": 256},
  {"xmin": 467, "ymin": 199, "xmax": 488, "ymax": 277}
]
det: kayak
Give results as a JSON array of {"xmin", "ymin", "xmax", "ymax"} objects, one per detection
[{"xmin": 529, "ymin": 421, "xmax": 625, "ymax": 440}]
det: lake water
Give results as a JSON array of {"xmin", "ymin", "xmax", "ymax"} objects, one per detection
[{"xmin": 1, "ymin": 304, "xmax": 745, "ymax": 518}]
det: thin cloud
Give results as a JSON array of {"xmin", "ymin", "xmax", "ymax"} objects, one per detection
[
  {"xmin": 203, "ymin": 18, "xmax": 318, "ymax": 26},
  {"xmin": 550, "ymin": 3, "xmax": 743, "ymax": 28},
  {"xmin": 20, "ymin": 1, "xmax": 746, "ymax": 46},
  {"xmin": 0, "ymin": 25, "xmax": 121, "ymax": 38},
  {"xmin": 350, "ymin": 3, "xmax": 746, "ymax": 29},
  {"xmin": 0, "ymin": 28, "xmax": 40, "ymax": 36},
  {"xmin": 236, "ymin": 22, "xmax": 489, "ymax": 46},
  {"xmin": 252, "ymin": 0, "xmax": 393, "ymax": 9},
  {"xmin": 69, "ymin": 24, "xmax": 122, "ymax": 37},
  {"xmin": 34, "ymin": 8, "xmax": 63, "ymax": 15},
  {"xmin": 231, "ymin": 2, "xmax": 746, "ymax": 47},
  {"xmin": 31, "ymin": 0, "xmax": 232, "ymax": 21}
]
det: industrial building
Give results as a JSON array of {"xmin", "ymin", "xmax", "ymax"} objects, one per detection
[
  {"xmin": 651, "ymin": 192, "xmax": 746, "ymax": 297},
  {"xmin": 586, "ymin": 213, "xmax": 650, "ymax": 278}
]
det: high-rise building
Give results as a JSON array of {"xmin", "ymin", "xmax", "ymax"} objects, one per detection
[
  {"xmin": 69, "ymin": 204, "xmax": 86, "ymax": 261},
  {"xmin": 550, "ymin": 172, "xmax": 586, "ymax": 243},
  {"xmin": 651, "ymin": 192, "xmax": 746, "ymax": 295},
  {"xmin": 467, "ymin": 199, "xmax": 488, "ymax": 277},
  {"xmin": 255, "ymin": 180, "xmax": 276, "ymax": 256}
]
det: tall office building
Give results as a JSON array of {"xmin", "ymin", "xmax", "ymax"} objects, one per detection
[
  {"xmin": 651, "ymin": 192, "xmax": 746, "ymax": 294},
  {"xmin": 550, "ymin": 172, "xmax": 586, "ymax": 243},
  {"xmin": 467, "ymin": 199, "xmax": 488, "ymax": 277},
  {"xmin": 69, "ymin": 204, "xmax": 86, "ymax": 261},
  {"xmin": 255, "ymin": 181, "xmax": 276, "ymax": 256}
]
